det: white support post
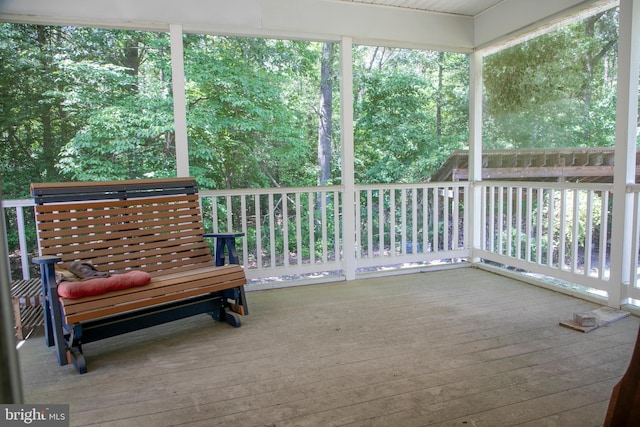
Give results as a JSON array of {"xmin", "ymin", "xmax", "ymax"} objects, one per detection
[
  {"xmin": 609, "ymin": 0, "xmax": 640, "ymax": 308},
  {"xmin": 340, "ymin": 36, "xmax": 356, "ymax": 281},
  {"xmin": 0, "ymin": 196, "xmax": 23, "ymax": 403},
  {"xmin": 169, "ymin": 24, "xmax": 190, "ymax": 177},
  {"xmin": 469, "ymin": 50, "xmax": 484, "ymax": 263}
]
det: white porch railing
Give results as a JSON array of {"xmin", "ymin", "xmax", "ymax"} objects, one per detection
[
  {"xmin": 201, "ymin": 186, "xmax": 344, "ymax": 282},
  {"xmin": 201, "ymin": 183, "xmax": 469, "ymax": 284},
  {"xmin": 354, "ymin": 183, "xmax": 469, "ymax": 271},
  {"xmin": 475, "ymin": 181, "xmax": 613, "ymax": 298},
  {"xmin": 3, "ymin": 181, "xmax": 640, "ymax": 307},
  {"xmin": 2, "ymin": 198, "xmax": 34, "ymax": 281},
  {"xmin": 2, "ymin": 183, "xmax": 470, "ymax": 284},
  {"xmin": 628, "ymin": 184, "xmax": 640, "ymax": 303}
]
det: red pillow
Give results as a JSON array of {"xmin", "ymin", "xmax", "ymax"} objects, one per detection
[{"xmin": 57, "ymin": 270, "xmax": 152, "ymax": 299}]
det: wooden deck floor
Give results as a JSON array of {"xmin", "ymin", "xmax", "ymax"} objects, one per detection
[{"xmin": 17, "ymin": 267, "xmax": 639, "ymax": 427}]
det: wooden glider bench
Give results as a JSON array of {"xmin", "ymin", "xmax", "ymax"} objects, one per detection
[{"xmin": 31, "ymin": 177, "xmax": 248, "ymax": 374}]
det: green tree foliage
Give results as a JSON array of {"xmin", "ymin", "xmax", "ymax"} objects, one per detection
[
  {"xmin": 484, "ymin": 9, "xmax": 619, "ymax": 149},
  {"xmin": 183, "ymin": 36, "xmax": 322, "ymax": 189},
  {"xmin": 353, "ymin": 46, "xmax": 468, "ymax": 183},
  {"xmin": 57, "ymin": 28, "xmax": 176, "ymax": 181},
  {"xmin": 0, "ymin": 25, "xmax": 75, "ymax": 196},
  {"xmin": 2, "ymin": 23, "xmax": 470, "ymax": 196},
  {"xmin": 0, "ymin": 24, "xmax": 176, "ymax": 194},
  {"xmin": 2, "ymin": 10, "xmax": 624, "ymax": 199}
]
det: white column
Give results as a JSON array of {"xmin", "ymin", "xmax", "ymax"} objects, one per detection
[
  {"xmin": 609, "ymin": 0, "xmax": 640, "ymax": 308},
  {"xmin": 169, "ymin": 24, "xmax": 190, "ymax": 177},
  {"xmin": 0, "ymin": 197, "xmax": 23, "ymax": 403},
  {"xmin": 340, "ymin": 36, "xmax": 356, "ymax": 281},
  {"xmin": 469, "ymin": 50, "xmax": 483, "ymax": 262}
]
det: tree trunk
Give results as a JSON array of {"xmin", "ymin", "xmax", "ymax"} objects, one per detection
[
  {"xmin": 317, "ymin": 42, "xmax": 334, "ymax": 187},
  {"xmin": 37, "ymin": 26, "xmax": 57, "ymax": 181},
  {"xmin": 436, "ymin": 51, "xmax": 444, "ymax": 142},
  {"xmin": 120, "ymin": 34, "xmax": 143, "ymax": 93}
]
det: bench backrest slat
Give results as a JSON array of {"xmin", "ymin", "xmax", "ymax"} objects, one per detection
[
  {"xmin": 33, "ymin": 178, "xmax": 214, "ymax": 276},
  {"xmin": 31, "ymin": 177, "xmax": 198, "ymax": 204}
]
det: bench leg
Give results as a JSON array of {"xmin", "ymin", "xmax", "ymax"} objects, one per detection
[
  {"xmin": 35, "ymin": 258, "xmax": 70, "ymax": 366},
  {"xmin": 237, "ymin": 285, "xmax": 249, "ymax": 315},
  {"xmin": 13, "ymin": 298, "xmax": 24, "ymax": 341},
  {"xmin": 67, "ymin": 328, "xmax": 87, "ymax": 374},
  {"xmin": 69, "ymin": 349, "xmax": 87, "ymax": 374},
  {"xmin": 223, "ymin": 286, "xmax": 249, "ymax": 316},
  {"xmin": 37, "ymin": 267, "xmax": 55, "ymax": 347},
  {"xmin": 207, "ymin": 297, "xmax": 241, "ymax": 327},
  {"xmin": 223, "ymin": 308, "xmax": 241, "ymax": 327}
]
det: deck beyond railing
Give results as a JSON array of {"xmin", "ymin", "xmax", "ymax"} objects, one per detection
[{"xmin": 3, "ymin": 181, "xmax": 640, "ymax": 308}]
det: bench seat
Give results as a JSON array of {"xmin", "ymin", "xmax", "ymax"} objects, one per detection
[
  {"xmin": 60, "ymin": 264, "xmax": 246, "ymax": 324},
  {"xmin": 31, "ymin": 178, "xmax": 248, "ymax": 374}
]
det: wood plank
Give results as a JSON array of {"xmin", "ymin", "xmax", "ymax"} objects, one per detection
[
  {"xmin": 31, "ymin": 176, "xmax": 196, "ymax": 191},
  {"xmin": 36, "ymin": 215, "xmax": 204, "ymax": 241},
  {"xmin": 44, "ymin": 238, "xmax": 210, "ymax": 260},
  {"xmin": 34, "ymin": 193, "xmax": 198, "ymax": 214},
  {"xmin": 35, "ymin": 205, "xmax": 202, "ymax": 229},
  {"xmin": 39, "ymin": 234, "xmax": 209, "ymax": 256},
  {"xmin": 17, "ymin": 269, "xmax": 639, "ymax": 427},
  {"xmin": 61, "ymin": 266, "xmax": 245, "ymax": 313},
  {"xmin": 75, "ymin": 248, "xmax": 213, "ymax": 271},
  {"xmin": 60, "ymin": 265, "xmax": 245, "ymax": 322},
  {"xmin": 63, "ymin": 277, "xmax": 246, "ymax": 323},
  {"xmin": 35, "ymin": 197, "xmax": 200, "ymax": 218}
]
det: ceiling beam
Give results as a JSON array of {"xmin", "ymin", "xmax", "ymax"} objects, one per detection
[
  {"xmin": 475, "ymin": 0, "xmax": 618, "ymax": 51},
  {"xmin": 0, "ymin": 0, "xmax": 474, "ymax": 51}
]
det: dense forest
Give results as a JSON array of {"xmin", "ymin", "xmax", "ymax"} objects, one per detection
[
  {"xmin": 484, "ymin": 9, "xmax": 620, "ymax": 149},
  {"xmin": 0, "ymin": 7, "xmax": 622, "ymax": 201}
]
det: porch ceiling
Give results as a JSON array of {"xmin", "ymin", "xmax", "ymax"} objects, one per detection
[
  {"xmin": 0, "ymin": 0, "xmax": 618, "ymax": 52},
  {"xmin": 338, "ymin": 0, "xmax": 504, "ymax": 17}
]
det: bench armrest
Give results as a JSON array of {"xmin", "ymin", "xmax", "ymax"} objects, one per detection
[
  {"xmin": 32, "ymin": 256, "xmax": 61, "ymax": 290},
  {"xmin": 32, "ymin": 255, "xmax": 61, "ymax": 289},
  {"xmin": 32, "ymin": 255, "xmax": 62, "ymax": 265},
  {"xmin": 203, "ymin": 233, "xmax": 244, "ymax": 266}
]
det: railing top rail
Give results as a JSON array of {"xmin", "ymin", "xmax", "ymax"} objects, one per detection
[
  {"xmin": 476, "ymin": 180, "xmax": 614, "ymax": 191},
  {"xmin": 199, "ymin": 185, "xmax": 343, "ymax": 197},
  {"xmin": 1, "ymin": 199, "xmax": 35, "ymax": 208},
  {"xmin": 627, "ymin": 183, "xmax": 640, "ymax": 193},
  {"xmin": 3, "ymin": 181, "xmax": 619, "ymax": 205},
  {"xmin": 355, "ymin": 182, "xmax": 469, "ymax": 190}
]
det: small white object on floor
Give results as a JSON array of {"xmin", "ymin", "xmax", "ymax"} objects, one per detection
[{"xmin": 560, "ymin": 306, "xmax": 630, "ymax": 332}]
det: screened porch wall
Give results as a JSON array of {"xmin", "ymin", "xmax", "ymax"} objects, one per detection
[
  {"xmin": 2, "ymin": 0, "xmax": 638, "ymax": 311},
  {"xmin": 5, "ymin": 180, "xmax": 640, "ymax": 309}
]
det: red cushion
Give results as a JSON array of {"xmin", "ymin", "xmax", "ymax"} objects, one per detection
[{"xmin": 57, "ymin": 270, "xmax": 152, "ymax": 299}]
